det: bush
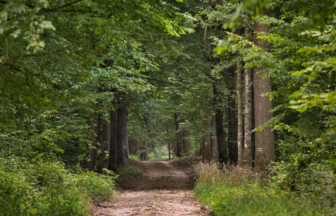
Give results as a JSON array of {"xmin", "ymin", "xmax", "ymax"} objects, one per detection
[
  {"xmin": 194, "ymin": 161, "xmax": 336, "ymax": 216},
  {"xmin": 0, "ymin": 156, "xmax": 116, "ymax": 216}
]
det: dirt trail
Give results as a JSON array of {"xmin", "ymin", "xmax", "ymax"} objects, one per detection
[{"xmin": 94, "ymin": 158, "xmax": 210, "ymax": 216}]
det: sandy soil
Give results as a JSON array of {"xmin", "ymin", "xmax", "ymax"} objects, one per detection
[{"xmin": 93, "ymin": 158, "xmax": 210, "ymax": 216}]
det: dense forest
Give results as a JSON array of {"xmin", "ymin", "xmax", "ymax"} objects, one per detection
[{"xmin": 1, "ymin": 0, "xmax": 336, "ymax": 215}]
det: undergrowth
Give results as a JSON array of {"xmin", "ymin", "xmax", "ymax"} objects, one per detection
[
  {"xmin": 117, "ymin": 164, "xmax": 142, "ymax": 176},
  {"xmin": 0, "ymin": 156, "xmax": 117, "ymax": 216},
  {"xmin": 128, "ymin": 155, "xmax": 139, "ymax": 160},
  {"xmin": 194, "ymin": 162, "xmax": 336, "ymax": 216},
  {"xmin": 116, "ymin": 163, "xmax": 142, "ymax": 182}
]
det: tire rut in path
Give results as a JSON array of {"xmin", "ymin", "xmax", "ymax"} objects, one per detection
[{"xmin": 94, "ymin": 159, "xmax": 210, "ymax": 216}]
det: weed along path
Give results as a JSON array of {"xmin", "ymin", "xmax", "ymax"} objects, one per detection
[{"xmin": 93, "ymin": 158, "xmax": 210, "ymax": 216}]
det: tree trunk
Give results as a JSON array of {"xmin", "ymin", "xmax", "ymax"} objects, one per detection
[
  {"xmin": 128, "ymin": 139, "xmax": 134, "ymax": 155},
  {"xmin": 253, "ymin": 7, "xmax": 274, "ymax": 167},
  {"xmin": 140, "ymin": 143, "xmax": 145, "ymax": 160},
  {"xmin": 168, "ymin": 143, "xmax": 171, "ymax": 159},
  {"xmin": 172, "ymin": 142, "xmax": 177, "ymax": 157},
  {"xmin": 211, "ymin": 115, "xmax": 219, "ymax": 160},
  {"xmin": 175, "ymin": 113, "xmax": 182, "ymax": 157},
  {"xmin": 109, "ymin": 109, "xmax": 117, "ymax": 170},
  {"xmin": 203, "ymin": 115, "xmax": 212, "ymax": 162},
  {"xmin": 144, "ymin": 141, "xmax": 148, "ymax": 160},
  {"xmin": 117, "ymin": 107, "xmax": 129, "ymax": 167},
  {"xmin": 183, "ymin": 129, "xmax": 190, "ymax": 156},
  {"xmin": 87, "ymin": 117, "xmax": 97, "ymax": 171},
  {"xmin": 97, "ymin": 110, "xmax": 110, "ymax": 172},
  {"xmin": 236, "ymin": 54, "xmax": 244, "ymax": 166},
  {"xmin": 243, "ymin": 13, "xmax": 253, "ymax": 167},
  {"xmin": 213, "ymin": 82, "xmax": 227, "ymax": 163},
  {"xmin": 134, "ymin": 139, "xmax": 137, "ymax": 156},
  {"xmin": 227, "ymin": 68, "xmax": 238, "ymax": 163}
]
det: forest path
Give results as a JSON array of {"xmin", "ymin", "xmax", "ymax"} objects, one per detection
[{"xmin": 93, "ymin": 158, "xmax": 210, "ymax": 216}]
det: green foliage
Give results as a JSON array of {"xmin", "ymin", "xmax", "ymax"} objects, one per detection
[
  {"xmin": 0, "ymin": 156, "xmax": 116, "ymax": 216},
  {"xmin": 117, "ymin": 164, "xmax": 142, "ymax": 176},
  {"xmin": 194, "ymin": 162, "xmax": 336, "ymax": 216},
  {"xmin": 0, "ymin": 0, "xmax": 195, "ymax": 214},
  {"xmin": 129, "ymin": 155, "xmax": 140, "ymax": 160},
  {"xmin": 75, "ymin": 169, "xmax": 117, "ymax": 204},
  {"xmin": 148, "ymin": 145, "xmax": 170, "ymax": 160},
  {"xmin": 116, "ymin": 164, "xmax": 142, "ymax": 182}
]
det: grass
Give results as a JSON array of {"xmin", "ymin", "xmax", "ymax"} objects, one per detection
[
  {"xmin": 129, "ymin": 155, "xmax": 139, "ymax": 160},
  {"xmin": 117, "ymin": 164, "xmax": 142, "ymax": 176},
  {"xmin": 193, "ymin": 162, "xmax": 336, "ymax": 216},
  {"xmin": 116, "ymin": 162, "xmax": 143, "ymax": 182}
]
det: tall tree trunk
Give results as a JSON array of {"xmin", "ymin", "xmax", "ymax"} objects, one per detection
[
  {"xmin": 211, "ymin": 115, "xmax": 219, "ymax": 160},
  {"xmin": 140, "ymin": 143, "xmax": 145, "ymax": 160},
  {"xmin": 134, "ymin": 139, "xmax": 137, "ymax": 156},
  {"xmin": 109, "ymin": 109, "xmax": 117, "ymax": 171},
  {"xmin": 168, "ymin": 143, "xmax": 171, "ymax": 159},
  {"xmin": 97, "ymin": 110, "xmax": 110, "ymax": 172},
  {"xmin": 167, "ymin": 126, "xmax": 171, "ymax": 159},
  {"xmin": 229, "ymin": 96, "xmax": 238, "ymax": 163},
  {"xmin": 213, "ymin": 82, "xmax": 227, "ymax": 163},
  {"xmin": 87, "ymin": 117, "xmax": 97, "ymax": 171},
  {"xmin": 144, "ymin": 141, "xmax": 148, "ymax": 160},
  {"xmin": 236, "ymin": 54, "xmax": 244, "ymax": 166},
  {"xmin": 117, "ymin": 107, "xmax": 129, "ymax": 167},
  {"xmin": 253, "ymin": 7, "xmax": 274, "ymax": 167},
  {"xmin": 183, "ymin": 129, "xmax": 190, "ymax": 156},
  {"xmin": 175, "ymin": 113, "xmax": 182, "ymax": 157},
  {"xmin": 243, "ymin": 13, "xmax": 253, "ymax": 167},
  {"xmin": 200, "ymin": 138, "xmax": 203, "ymax": 156},
  {"xmin": 203, "ymin": 115, "xmax": 212, "ymax": 162},
  {"xmin": 128, "ymin": 139, "xmax": 134, "ymax": 155},
  {"xmin": 223, "ymin": 109, "xmax": 228, "ymax": 161},
  {"xmin": 172, "ymin": 142, "xmax": 177, "ymax": 157},
  {"xmin": 227, "ymin": 68, "xmax": 238, "ymax": 163}
]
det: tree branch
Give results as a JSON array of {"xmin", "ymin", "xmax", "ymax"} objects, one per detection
[{"xmin": 45, "ymin": 0, "xmax": 83, "ymax": 12}]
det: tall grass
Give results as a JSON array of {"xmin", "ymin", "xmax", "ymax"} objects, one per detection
[{"xmin": 194, "ymin": 161, "xmax": 336, "ymax": 216}]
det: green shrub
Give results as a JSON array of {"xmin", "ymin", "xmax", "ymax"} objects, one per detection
[
  {"xmin": 75, "ymin": 169, "xmax": 117, "ymax": 204},
  {"xmin": 0, "ymin": 156, "xmax": 116, "ymax": 216},
  {"xmin": 129, "ymin": 155, "xmax": 139, "ymax": 160},
  {"xmin": 194, "ymin": 162, "xmax": 336, "ymax": 216}
]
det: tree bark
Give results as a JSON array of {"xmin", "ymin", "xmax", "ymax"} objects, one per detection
[
  {"xmin": 175, "ymin": 113, "xmax": 182, "ymax": 157},
  {"xmin": 144, "ymin": 141, "xmax": 148, "ymax": 160},
  {"xmin": 97, "ymin": 111, "xmax": 110, "ymax": 172},
  {"xmin": 172, "ymin": 142, "xmax": 177, "ymax": 157},
  {"xmin": 183, "ymin": 129, "xmax": 190, "ymax": 156},
  {"xmin": 134, "ymin": 139, "xmax": 137, "ymax": 156},
  {"xmin": 243, "ymin": 13, "xmax": 253, "ymax": 167},
  {"xmin": 203, "ymin": 115, "xmax": 212, "ymax": 162},
  {"xmin": 168, "ymin": 143, "xmax": 171, "ymax": 159},
  {"xmin": 117, "ymin": 107, "xmax": 129, "ymax": 167},
  {"xmin": 213, "ymin": 81, "xmax": 227, "ymax": 163},
  {"xmin": 128, "ymin": 139, "xmax": 134, "ymax": 155},
  {"xmin": 109, "ymin": 109, "xmax": 117, "ymax": 170},
  {"xmin": 236, "ymin": 54, "xmax": 244, "ymax": 166},
  {"xmin": 227, "ymin": 68, "xmax": 238, "ymax": 163},
  {"xmin": 211, "ymin": 115, "xmax": 219, "ymax": 160},
  {"xmin": 253, "ymin": 7, "xmax": 274, "ymax": 167},
  {"xmin": 140, "ymin": 143, "xmax": 145, "ymax": 160},
  {"xmin": 87, "ymin": 117, "xmax": 97, "ymax": 171}
]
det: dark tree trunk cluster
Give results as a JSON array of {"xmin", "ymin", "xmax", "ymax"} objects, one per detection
[{"xmin": 87, "ymin": 103, "xmax": 130, "ymax": 171}]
